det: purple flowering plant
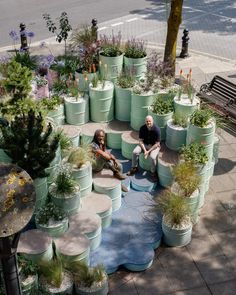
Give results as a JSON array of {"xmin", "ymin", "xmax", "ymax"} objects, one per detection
[
  {"xmin": 124, "ymin": 38, "xmax": 147, "ymax": 58},
  {"xmin": 99, "ymin": 31, "xmax": 122, "ymax": 57}
]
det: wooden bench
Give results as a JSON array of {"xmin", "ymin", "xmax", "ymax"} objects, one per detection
[{"xmin": 197, "ymin": 75, "xmax": 236, "ymax": 119}]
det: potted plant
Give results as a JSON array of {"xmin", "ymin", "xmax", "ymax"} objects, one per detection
[
  {"xmin": 171, "ymin": 161, "xmax": 201, "ymax": 223},
  {"xmin": 38, "ymin": 241, "xmax": 73, "ymax": 294},
  {"xmin": 89, "ymin": 71, "xmax": 114, "ymax": 123},
  {"xmin": 99, "ymin": 31, "xmax": 123, "ymax": 81},
  {"xmin": 35, "ymin": 202, "xmax": 68, "ymax": 237},
  {"xmin": 123, "ymin": 37, "xmax": 147, "ymax": 80},
  {"xmin": 33, "ymin": 75, "xmax": 49, "ymax": 99},
  {"xmin": 148, "ymin": 94, "xmax": 174, "ymax": 140},
  {"xmin": 17, "ymin": 254, "xmax": 39, "ymax": 295},
  {"xmin": 114, "ymin": 71, "xmax": 135, "ymax": 121},
  {"xmin": 70, "ymin": 261, "xmax": 108, "ymax": 295},
  {"xmin": 49, "ymin": 164, "xmax": 81, "ymax": 216},
  {"xmin": 165, "ymin": 112, "xmax": 189, "ymax": 151},
  {"xmin": 39, "ymin": 96, "xmax": 65, "ymax": 126},
  {"xmin": 155, "ymin": 190, "xmax": 192, "ymax": 247},
  {"xmin": 67, "ymin": 145, "xmax": 94, "ymax": 196},
  {"xmin": 70, "ymin": 24, "xmax": 99, "ymax": 92}
]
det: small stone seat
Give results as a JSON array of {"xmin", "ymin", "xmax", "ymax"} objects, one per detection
[
  {"xmin": 81, "ymin": 191, "xmax": 113, "ymax": 228},
  {"xmin": 157, "ymin": 144, "xmax": 179, "ymax": 188},
  {"xmin": 80, "ymin": 122, "xmax": 107, "ymax": 145},
  {"xmin": 69, "ymin": 211, "xmax": 102, "ymax": 250},
  {"xmin": 121, "ymin": 130, "xmax": 139, "ymax": 160},
  {"xmin": 61, "ymin": 124, "xmax": 81, "ymax": 147},
  {"xmin": 54, "ymin": 232, "xmax": 90, "ymax": 264},
  {"xmin": 105, "ymin": 120, "xmax": 130, "ymax": 149},
  {"xmin": 139, "ymin": 153, "xmax": 152, "ymax": 171},
  {"xmin": 93, "ymin": 169, "xmax": 122, "ymax": 211},
  {"xmin": 17, "ymin": 229, "xmax": 53, "ymax": 262}
]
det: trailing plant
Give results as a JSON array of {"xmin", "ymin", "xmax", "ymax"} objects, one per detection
[
  {"xmin": 151, "ymin": 95, "xmax": 174, "ymax": 115},
  {"xmin": 180, "ymin": 142, "xmax": 209, "ymax": 165},
  {"xmin": 67, "ymin": 144, "xmax": 94, "ymax": 169},
  {"xmin": 172, "ymin": 112, "xmax": 188, "ymax": 128},
  {"xmin": 172, "ymin": 161, "xmax": 201, "ymax": 197},
  {"xmin": 0, "ymin": 110, "xmax": 60, "ymax": 179},
  {"xmin": 99, "ymin": 31, "xmax": 122, "ymax": 57},
  {"xmin": 17, "ymin": 254, "xmax": 38, "ymax": 278},
  {"xmin": 190, "ymin": 108, "xmax": 215, "ymax": 128},
  {"xmin": 116, "ymin": 71, "xmax": 135, "ymax": 89},
  {"xmin": 35, "ymin": 201, "xmax": 67, "ymax": 225},
  {"xmin": 124, "ymin": 38, "xmax": 146, "ymax": 58},
  {"xmin": 39, "ymin": 96, "xmax": 62, "ymax": 112}
]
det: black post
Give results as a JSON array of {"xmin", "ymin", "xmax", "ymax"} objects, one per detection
[
  {"xmin": 91, "ymin": 18, "xmax": 98, "ymax": 41},
  {"xmin": 179, "ymin": 28, "xmax": 189, "ymax": 58},
  {"xmin": 19, "ymin": 23, "xmax": 28, "ymax": 51}
]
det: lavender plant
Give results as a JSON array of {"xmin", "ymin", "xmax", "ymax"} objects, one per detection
[
  {"xmin": 99, "ymin": 31, "xmax": 122, "ymax": 57},
  {"xmin": 124, "ymin": 38, "xmax": 146, "ymax": 58}
]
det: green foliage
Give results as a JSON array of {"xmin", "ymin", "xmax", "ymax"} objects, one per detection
[
  {"xmin": 2, "ymin": 60, "xmax": 33, "ymax": 101},
  {"xmin": 53, "ymin": 165, "xmax": 77, "ymax": 195},
  {"xmin": 51, "ymin": 79, "xmax": 68, "ymax": 96},
  {"xmin": 0, "ymin": 110, "xmax": 59, "ymax": 179},
  {"xmin": 124, "ymin": 38, "xmax": 146, "ymax": 58},
  {"xmin": 69, "ymin": 261, "xmax": 105, "ymax": 288},
  {"xmin": 190, "ymin": 108, "xmax": 214, "ymax": 128},
  {"xmin": 179, "ymin": 78, "xmax": 196, "ymax": 102},
  {"xmin": 35, "ymin": 201, "xmax": 67, "ymax": 225},
  {"xmin": 180, "ymin": 142, "xmax": 209, "ymax": 165},
  {"xmin": 53, "ymin": 129, "xmax": 73, "ymax": 152},
  {"xmin": 157, "ymin": 191, "xmax": 191, "ymax": 226},
  {"xmin": 172, "ymin": 112, "xmax": 188, "ymax": 128},
  {"xmin": 116, "ymin": 71, "xmax": 135, "ymax": 89},
  {"xmin": 151, "ymin": 96, "xmax": 174, "ymax": 115},
  {"xmin": 51, "ymin": 54, "xmax": 80, "ymax": 78},
  {"xmin": 39, "ymin": 96, "xmax": 62, "ymax": 112},
  {"xmin": 67, "ymin": 144, "xmax": 94, "ymax": 169},
  {"xmin": 100, "ymin": 31, "xmax": 122, "ymax": 57},
  {"xmin": 38, "ymin": 241, "xmax": 63, "ymax": 288},
  {"xmin": 12, "ymin": 51, "xmax": 39, "ymax": 70},
  {"xmin": 17, "ymin": 254, "xmax": 38, "ymax": 277},
  {"xmin": 172, "ymin": 161, "xmax": 201, "ymax": 196}
]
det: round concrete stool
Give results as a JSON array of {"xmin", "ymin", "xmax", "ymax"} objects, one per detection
[
  {"xmin": 105, "ymin": 120, "xmax": 130, "ymax": 149},
  {"xmin": 61, "ymin": 124, "xmax": 81, "ymax": 147},
  {"xmin": 93, "ymin": 169, "xmax": 122, "ymax": 211},
  {"xmin": 81, "ymin": 191, "xmax": 113, "ymax": 228},
  {"xmin": 80, "ymin": 122, "xmax": 108, "ymax": 145},
  {"xmin": 17, "ymin": 229, "xmax": 53, "ymax": 263},
  {"xmin": 54, "ymin": 232, "xmax": 90, "ymax": 264},
  {"xmin": 157, "ymin": 144, "xmax": 179, "ymax": 188},
  {"xmin": 69, "ymin": 211, "xmax": 102, "ymax": 251},
  {"xmin": 121, "ymin": 130, "xmax": 139, "ymax": 160},
  {"xmin": 139, "ymin": 153, "xmax": 152, "ymax": 172}
]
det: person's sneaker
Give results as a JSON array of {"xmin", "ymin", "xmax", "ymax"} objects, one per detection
[
  {"xmin": 127, "ymin": 167, "xmax": 138, "ymax": 176},
  {"xmin": 113, "ymin": 171, "xmax": 126, "ymax": 180},
  {"xmin": 121, "ymin": 184, "xmax": 129, "ymax": 192}
]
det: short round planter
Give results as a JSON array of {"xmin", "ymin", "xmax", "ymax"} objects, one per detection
[
  {"xmin": 123, "ymin": 55, "xmax": 147, "ymax": 80},
  {"xmin": 99, "ymin": 53, "xmax": 123, "ymax": 82},
  {"xmin": 114, "ymin": 84, "xmax": 132, "ymax": 121},
  {"xmin": 47, "ymin": 104, "xmax": 65, "ymax": 126},
  {"xmin": 174, "ymin": 95, "xmax": 200, "ymax": 118},
  {"xmin": 89, "ymin": 81, "xmax": 114, "ymax": 123},
  {"xmin": 21, "ymin": 273, "xmax": 38, "ymax": 295},
  {"xmin": 64, "ymin": 95, "xmax": 89, "ymax": 125},
  {"xmin": 75, "ymin": 274, "xmax": 109, "ymax": 295},
  {"xmin": 34, "ymin": 177, "xmax": 48, "ymax": 212},
  {"xmin": 72, "ymin": 161, "xmax": 93, "ymax": 197},
  {"xmin": 165, "ymin": 119, "xmax": 187, "ymax": 151},
  {"xmin": 36, "ymin": 218, "xmax": 69, "ymax": 238}
]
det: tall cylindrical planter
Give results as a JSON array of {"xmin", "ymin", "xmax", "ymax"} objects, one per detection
[
  {"xmin": 114, "ymin": 85, "xmax": 132, "ymax": 121},
  {"xmin": 148, "ymin": 109, "xmax": 173, "ymax": 141},
  {"xmin": 47, "ymin": 104, "xmax": 65, "ymax": 126},
  {"xmin": 213, "ymin": 134, "xmax": 220, "ymax": 164},
  {"xmin": 186, "ymin": 120, "xmax": 216, "ymax": 161},
  {"xmin": 99, "ymin": 53, "xmax": 123, "ymax": 82},
  {"xmin": 76, "ymin": 71, "xmax": 98, "ymax": 92},
  {"xmin": 130, "ymin": 92, "xmax": 153, "ymax": 131},
  {"xmin": 89, "ymin": 81, "xmax": 114, "ymax": 123},
  {"xmin": 166, "ymin": 119, "xmax": 187, "ymax": 151},
  {"xmin": 174, "ymin": 95, "xmax": 200, "ymax": 118},
  {"xmin": 123, "ymin": 56, "xmax": 147, "ymax": 80},
  {"xmin": 72, "ymin": 162, "xmax": 93, "ymax": 197},
  {"xmin": 36, "ymin": 218, "xmax": 69, "ymax": 238},
  {"xmin": 75, "ymin": 276, "xmax": 109, "ymax": 295},
  {"xmin": 64, "ymin": 95, "xmax": 89, "ymax": 125},
  {"xmin": 34, "ymin": 177, "xmax": 48, "ymax": 211}
]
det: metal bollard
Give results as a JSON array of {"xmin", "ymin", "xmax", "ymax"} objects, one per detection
[
  {"xmin": 19, "ymin": 23, "xmax": 28, "ymax": 51},
  {"xmin": 91, "ymin": 18, "xmax": 98, "ymax": 41},
  {"xmin": 179, "ymin": 28, "xmax": 189, "ymax": 58}
]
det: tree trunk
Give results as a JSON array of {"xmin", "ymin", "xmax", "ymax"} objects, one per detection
[{"xmin": 164, "ymin": 0, "xmax": 183, "ymax": 76}]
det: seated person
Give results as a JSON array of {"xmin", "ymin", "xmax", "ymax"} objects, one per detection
[
  {"xmin": 127, "ymin": 115, "xmax": 161, "ymax": 180},
  {"xmin": 91, "ymin": 129, "xmax": 126, "ymax": 181}
]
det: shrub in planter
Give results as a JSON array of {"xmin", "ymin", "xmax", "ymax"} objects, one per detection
[
  {"xmin": 180, "ymin": 142, "xmax": 209, "ymax": 166},
  {"xmin": 67, "ymin": 145, "xmax": 94, "ymax": 169}
]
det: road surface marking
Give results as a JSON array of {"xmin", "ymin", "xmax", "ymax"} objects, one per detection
[
  {"xmin": 111, "ymin": 22, "xmax": 124, "ymax": 27},
  {"xmin": 126, "ymin": 18, "xmax": 138, "ymax": 23},
  {"xmin": 98, "ymin": 27, "xmax": 107, "ymax": 31}
]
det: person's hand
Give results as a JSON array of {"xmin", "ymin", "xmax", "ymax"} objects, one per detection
[
  {"xmin": 144, "ymin": 150, "xmax": 149, "ymax": 159},
  {"xmin": 114, "ymin": 159, "xmax": 119, "ymax": 169}
]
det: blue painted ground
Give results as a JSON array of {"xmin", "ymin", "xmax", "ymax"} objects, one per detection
[{"xmin": 90, "ymin": 150, "xmax": 163, "ymax": 274}]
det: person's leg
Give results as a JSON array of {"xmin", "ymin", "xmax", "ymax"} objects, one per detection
[
  {"xmin": 105, "ymin": 160, "xmax": 125, "ymax": 180},
  {"xmin": 132, "ymin": 145, "xmax": 142, "ymax": 168},
  {"xmin": 149, "ymin": 147, "xmax": 160, "ymax": 174}
]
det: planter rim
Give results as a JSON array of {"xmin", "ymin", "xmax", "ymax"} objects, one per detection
[
  {"xmin": 89, "ymin": 80, "xmax": 114, "ymax": 91},
  {"xmin": 167, "ymin": 119, "xmax": 188, "ymax": 130}
]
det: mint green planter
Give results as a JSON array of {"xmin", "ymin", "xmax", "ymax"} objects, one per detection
[
  {"xmin": 185, "ymin": 190, "xmax": 200, "ymax": 224},
  {"xmin": 124, "ymin": 56, "xmax": 147, "ymax": 80},
  {"xmin": 0, "ymin": 148, "xmax": 12, "ymax": 163},
  {"xmin": 34, "ymin": 177, "xmax": 48, "ymax": 211},
  {"xmin": 72, "ymin": 162, "xmax": 93, "ymax": 197},
  {"xmin": 114, "ymin": 85, "xmax": 132, "ymax": 121},
  {"xmin": 75, "ymin": 276, "xmax": 108, "ymax": 295},
  {"xmin": 94, "ymin": 183, "xmax": 121, "ymax": 212},
  {"xmin": 76, "ymin": 71, "xmax": 98, "ymax": 92},
  {"xmin": 47, "ymin": 104, "xmax": 65, "ymax": 126},
  {"xmin": 50, "ymin": 184, "xmax": 81, "ymax": 216},
  {"xmin": 36, "ymin": 218, "xmax": 69, "ymax": 238},
  {"xmin": 157, "ymin": 160, "xmax": 174, "ymax": 188},
  {"xmin": 187, "ymin": 120, "xmax": 216, "ymax": 161},
  {"xmin": 64, "ymin": 95, "xmax": 89, "ymax": 125},
  {"xmin": 213, "ymin": 134, "xmax": 220, "ymax": 164},
  {"xmin": 45, "ymin": 164, "xmax": 59, "ymax": 186},
  {"xmin": 106, "ymin": 132, "xmax": 122, "ymax": 149},
  {"xmin": 148, "ymin": 109, "xmax": 173, "ymax": 141},
  {"xmin": 131, "ymin": 92, "xmax": 153, "ymax": 130},
  {"xmin": 121, "ymin": 131, "xmax": 139, "ymax": 160},
  {"xmin": 139, "ymin": 153, "xmax": 152, "ymax": 171},
  {"xmin": 21, "ymin": 274, "xmax": 38, "ymax": 295},
  {"xmin": 162, "ymin": 217, "xmax": 192, "ymax": 247},
  {"xmin": 166, "ymin": 119, "xmax": 187, "ymax": 151},
  {"xmin": 89, "ymin": 81, "xmax": 114, "ymax": 123},
  {"xmin": 174, "ymin": 95, "xmax": 200, "ymax": 118},
  {"xmin": 99, "ymin": 53, "xmax": 123, "ymax": 82}
]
